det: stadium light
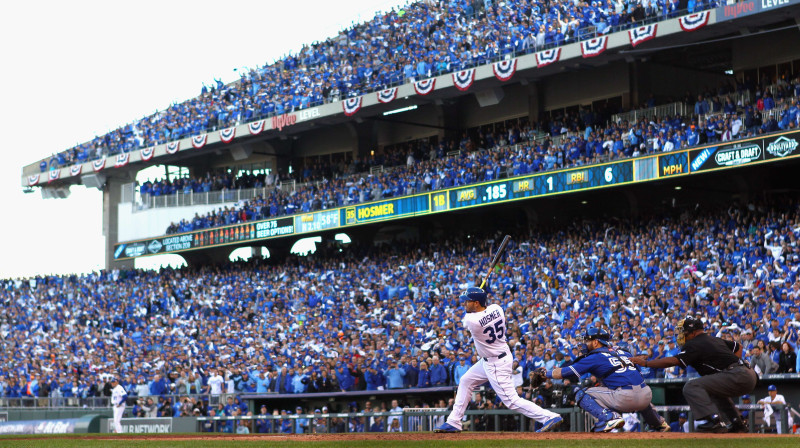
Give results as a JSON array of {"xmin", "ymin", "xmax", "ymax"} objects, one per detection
[
  {"xmin": 674, "ymin": 186, "xmax": 682, "ymax": 190},
  {"xmin": 383, "ymin": 105, "xmax": 418, "ymax": 116}
]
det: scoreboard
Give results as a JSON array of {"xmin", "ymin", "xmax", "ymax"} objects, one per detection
[
  {"xmin": 449, "ymin": 162, "xmax": 634, "ymax": 210},
  {"xmin": 114, "ymin": 130, "xmax": 800, "ymax": 260}
]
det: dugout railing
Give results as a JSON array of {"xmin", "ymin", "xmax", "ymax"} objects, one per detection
[
  {"xmin": 582, "ymin": 404, "xmax": 794, "ymax": 434},
  {"xmin": 194, "ymin": 407, "xmax": 583, "ymax": 434},
  {"xmin": 193, "ymin": 405, "xmax": 793, "ymax": 434}
]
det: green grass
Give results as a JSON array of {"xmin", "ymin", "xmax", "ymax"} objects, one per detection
[{"xmin": 0, "ymin": 437, "xmax": 792, "ymax": 448}]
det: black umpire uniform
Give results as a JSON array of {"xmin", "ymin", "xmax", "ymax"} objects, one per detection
[{"xmin": 632, "ymin": 316, "xmax": 756, "ymax": 433}]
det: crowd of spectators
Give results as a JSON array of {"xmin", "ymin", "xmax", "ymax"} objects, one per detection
[
  {"xmin": 164, "ymin": 79, "xmax": 800, "ymax": 234},
  {"xmin": 44, "ymin": 0, "xmax": 720, "ymax": 170},
  {"xmin": 3, "ymin": 197, "xmax": 800, "ymax": 428}
]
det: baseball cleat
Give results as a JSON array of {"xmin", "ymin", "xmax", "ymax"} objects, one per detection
[
  {"xmin": 536, "ymin": 416, "xmax": 562, "ymax": 433},
  {"xmin": 696, "ymin": 416, "xmax": 727, "ymax": 433},
  {"xmin": 729, "ymin": 418, "xmax": 748, "ymax": 433},
  {"xmin": 434, "ymin": 423, "xmax": 462, "ymax": 433},
  {"xmin": 593, "ymin": 416, "xmax": 625, "ymax": 432}
]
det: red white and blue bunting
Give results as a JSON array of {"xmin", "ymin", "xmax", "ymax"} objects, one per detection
[
  {"xmin": 248, "ymin": 120, "xmax": 265, "ymax": 135},
  {"xmin": 140, "ymin": 146, "xmax": 155, "ymax": 162},
  {"xmin": 48, "ymin": 169, "xmax": 60, "ymax": 183},
  {"xmin": 114, "ymin": 153, "xmax": 130, "ymax": 168},
  {"xmin": 70, "ymin": 164, "xmax": 82, "ymax": 177},
  {"xmin": 220, "ymin": 127, "xmax": 236, "ymax": 143},
  {"xmin": 452, "ymin": 69, "xmax": 476, "ymax": 91},
  {"xmin": 28, "ymin": 174, "xmax": 40, "ymax": 186},
  {"xmin": 342, "ymin": 97, "xmax": 363, "ymax": 116},
  {"xmin": 679, "ymin": 11, "xmax": 710, "ymax": 32},
  {"xmin": 581, "ymin": 36, "xmax": 609, "ymax": 58},
  {"xmin": 377, "ymin": 88, "xmax": 398, "ymax": 104},
  {"xmin": 92, "ymin": 159, "xmax": 106, "ymax": 172},
  {"xmin": 166, "ymin": 141, "xmax": 180, "ymax": 154},
  {"xmin": 492, "ymin": 59, "xmax": 517, "ymax": 81},
  {"xmin": 629, "ymin": 24, "xmax": 657, "ymax": 47},
  {"xmin": 536, "ymin": 48, "xmax": 561, "ymax": 68},
  {"xmin": 413, "ymin": 78, "xmax": 436, "ymax": 96},
  {"xmin": 191, "ymin": 134, "xmax": 208, "ymax": 149}
]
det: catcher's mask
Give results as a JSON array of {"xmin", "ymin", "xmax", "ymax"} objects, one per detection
[{"xmin": 676, "ymin": 316, "xmax": 703, "ymax": 346}]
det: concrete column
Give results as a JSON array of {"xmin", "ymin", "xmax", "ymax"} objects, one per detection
[
  {"xmin": 436, "ymin": 102, "xmax": 461, "ymax": 145},
  {"xmin": 347, "ymin": 121, "xmax": 378, "ymax": 161},
  {"xmin": 104, "ymin": 175, "xmax": 135, "ymax": 270},
  {"xmin": 527, "ymin": 82, "xmax": 544, "ymax": 124}
]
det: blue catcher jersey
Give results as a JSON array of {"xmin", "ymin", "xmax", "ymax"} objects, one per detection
[{"xmin": 562, "ymin": 347, "xmax": 645, "ymax": 389}]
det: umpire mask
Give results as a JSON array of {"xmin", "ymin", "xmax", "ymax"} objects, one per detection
[
  {"xmin": 676, "ymin": 319, "xmax": 687, "ymax": 346},
  {"xmin": 676, "ymin": 317, "xmax": 703, "ymax": 346}
]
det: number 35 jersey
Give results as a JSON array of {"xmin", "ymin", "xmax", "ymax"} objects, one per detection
[
  {"xmin": 563, "ymin": 348, "xmax": 645, "ymax": 389},
  {"xmin": 463, "ymin": 304, "xmax": 509, "ymax": 358}
]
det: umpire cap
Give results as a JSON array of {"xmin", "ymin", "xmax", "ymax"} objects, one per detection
[{"xmin": 460, "ymin": 287, "xmax": 487, "ymax": 307}]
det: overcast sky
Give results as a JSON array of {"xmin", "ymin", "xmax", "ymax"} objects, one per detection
[{"xmin": 0, "ymin": 0, "xmax": 408, "ymax": 278}]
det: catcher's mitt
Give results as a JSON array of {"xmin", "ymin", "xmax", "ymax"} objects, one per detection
[{"xmin": 530, "ymin": 367, "xmax": 548, "ymax": 388}]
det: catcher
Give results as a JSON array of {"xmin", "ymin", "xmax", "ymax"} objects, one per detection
[{"xmin": 533, "ymin": 327, "xmax": 668, "ymax": 432}]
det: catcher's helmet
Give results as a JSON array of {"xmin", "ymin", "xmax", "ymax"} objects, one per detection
[
  {"xmin": 460, "ymin": 287, "xmax": 487, "ymax": 307},
  {"xmin": 676, "ymin": 316, "xmax": 703, "ymax": 346},
  {"xmin": 583, "ymin": 327, "xmax": 611, "ymax": 345},
  {"xmin": 578, "ymin": 327, "xmax": 610, "ymax": 355}
]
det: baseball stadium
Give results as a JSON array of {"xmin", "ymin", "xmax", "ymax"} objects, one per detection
[{"xmin": 4, "ymin": 0, "xmax": 800, "ymax": 447}]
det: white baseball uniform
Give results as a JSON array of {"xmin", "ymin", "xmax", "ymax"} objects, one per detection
[
  {"xmin": 758, "ymin": 393, "xmax": 794, "ymax": 434},
  {"xmin": 444, "ymin": 303, "xmax": 558, "ymax": 429},
  {"xmin": 111, "ymin": 384, "xmax": 127, "ymax": 433}
]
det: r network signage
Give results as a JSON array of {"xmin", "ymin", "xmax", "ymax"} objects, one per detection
[
  {"xmin": 716, "ymin": 0, "xmax": 800, "ymax": 21},
  {"xmin": 115, "ymin": 417, "xmax": 173, "ymax": 433}
]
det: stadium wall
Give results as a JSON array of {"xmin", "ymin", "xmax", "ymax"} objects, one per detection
[
  {"xmin": 117, "ymin": 201, "xmax": 237, "ymax": 242},
  {"xmin": 732, "ymin": 27, "xmax": 800, "ymax": 70}
]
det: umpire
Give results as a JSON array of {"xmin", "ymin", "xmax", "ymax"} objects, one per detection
[{"xmin": 631, "ymin": 316, "xmax": 756, "ymax": 433}]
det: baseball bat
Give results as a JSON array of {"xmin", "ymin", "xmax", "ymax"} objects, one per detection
[{"xmin": 479, "ymin": 235, "xmax": 511, "ymax": 289}]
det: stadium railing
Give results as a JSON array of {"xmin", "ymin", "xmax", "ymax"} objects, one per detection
[
  {"xmin": 194, "ymin": 407, "xmax": 582, "ymax": 434},
  {"xmin": 609, "ymin": 102, "xmax": 690, "ymax": 126},
  {"xmin": 193, "ymin": 404, "xmax": 794, "ymax": 434},
  {"xmin": 0, "ymin": 393, "xmax": 214, "ymax": 411}
]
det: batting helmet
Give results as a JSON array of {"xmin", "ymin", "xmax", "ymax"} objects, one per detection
[
  {"xmin": 460, "ymin": 287, "xmax": 487, "ymax": 307},
  {"xmin": 676, "ymin": 316, "xmax": 703, "ymax": 346}
]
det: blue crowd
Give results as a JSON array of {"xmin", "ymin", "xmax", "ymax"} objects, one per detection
[
  {"xmin": 165, "ymin": 82, "xmax": 800, "ymax": 234},
  {"xmin": 43, "ymin": 0, "xmax": 721, "ymax": 171},
  {"xmin": 3, "ymin": 198, "xmax": 800, "ymax": 421}
]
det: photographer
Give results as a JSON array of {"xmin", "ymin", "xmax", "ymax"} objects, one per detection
[
  {"xmin": 140, "ymin": 397, "xmax": 157, "ymax": 418},
  {"xmin": 473, "ymin": 391, "xmax": 494, "ymax": 431}
]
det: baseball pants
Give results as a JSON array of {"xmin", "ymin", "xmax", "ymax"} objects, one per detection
[
  {"xmin": 586, "ymin": 384, "xmax": 663, "ymax": 427},
  {"xmin": 446, "ymin": 355, "xmax": 558, "ymax": 429},
  {"xmin": 682, "ymin": 365, "xmax": 757, "ymax": 423},
  {"xmin": 113, "ymin": 405, "xmax": 125, "ymax": 433}
]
